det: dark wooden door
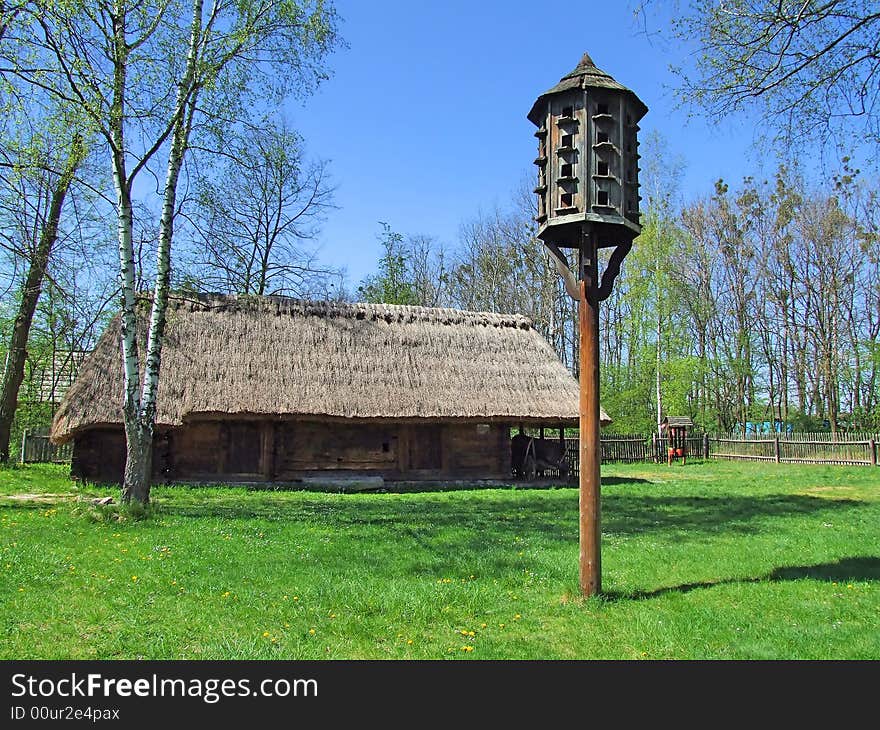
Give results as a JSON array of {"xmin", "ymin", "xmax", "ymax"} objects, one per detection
[{"xmin": 225, "ymin": 422, "xmax": 261, "ymax": 475}]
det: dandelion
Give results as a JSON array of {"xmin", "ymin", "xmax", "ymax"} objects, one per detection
[
  {"xmin": 262, "ymin": 631, "xmax": 270, "ymax": 638},
  {"xmin": 514, "ymin": 614, "xmax": 521, "ymax": 620},
  {"xmin": 461, "ymin": 645, "xmax": 474, "ymax": 652},
  {"xmin": 293, "ymin": 596, "xmax": 299, "ymax": 601},
  {"xmin": 480, "ymin": 623, "xmax": 487, "ymax": 629},
  {"xmin": 131, "ymin": 576, "xmax": 138, "ymax": 582},
  {"xmin": 222, "ymin": 591, "xmax": 230, "ymax": 598},
  {"xmin": 407, "ymin": 640, "xmax": 413, "ymax": 645},
  {"xmin": 309, "ymin": 628, "xmax": 316, "ymax": 635}
]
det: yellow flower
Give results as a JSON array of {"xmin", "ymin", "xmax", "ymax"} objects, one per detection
[
  {"xmin": 461, "ymin": 645, "xmax": 474, "ymax": 652},
  {"xmin": 308, "ymin": 628, "xmax": 316, "ymax": 635},
  {"xmin": 514, "ymin": 614, "xmax": 521, "ymax": 620},
  {"xmin": 480, "ymin": 623, "xmax": 487, "ymax": 628},
  {"xmin": 131, "ymin": 576, "xmax": 137, "ymax": 581},
  {"xmin": 262, "ymin": 631, "xmax": 270, "ymax": 637},
  {"xmin": 407, "ymin": 640, "xmax": 413, "ymax": 645}
]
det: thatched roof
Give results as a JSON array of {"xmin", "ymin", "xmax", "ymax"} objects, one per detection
[{"xmin": 51, "ymin": 295, "xmax": 610, "ymax": 443}]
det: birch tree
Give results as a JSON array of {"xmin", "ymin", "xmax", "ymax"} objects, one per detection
[{"xmin": 4, "ymin": 0, "xmax": 340, "ymax": 503}]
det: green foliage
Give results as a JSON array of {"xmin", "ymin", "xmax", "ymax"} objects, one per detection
[
  {"xmin": 357, "ymin": 223, "xmax": 419, "ymax": 305},
  {"xmin": 2, "ymin": 461, "xmax": 878, "ymax": 659}
]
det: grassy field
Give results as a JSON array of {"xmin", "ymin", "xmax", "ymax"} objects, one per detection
[{"xmin": 1, "ymin": 460, "xmax": 878, "ymax": 660}]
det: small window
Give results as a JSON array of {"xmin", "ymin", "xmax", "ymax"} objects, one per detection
[
  {"xmin": 560, "ymin": 192, "xmax": 574, "ymax": 208},
  {"xmin": 561, "ymin": 163, "xmax": 573, "ymax": 177},
  {"xmin": 597, "ymin": 131, "xmax": 609, "ymax": 144},
  {"xmin": 596, "ymin": 190, "xmax": 609, "ymax": 206},
  {"xmin": 597, "ymin": 161, "xmax": 609, "ymax": 176},
  {"xmin": 561, "ymin": 105, "xmax": 573, "ymax": 118},
  {"xmin": 597, "ymin": 103, "xmax": 609, "ymax": 115},
  {"xmin": 561, "ymin": 134, "xmax": 574, "ymax": 148}
]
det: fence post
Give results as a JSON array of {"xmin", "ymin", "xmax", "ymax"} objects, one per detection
[
  {"xmin": 774, "ymin": 436, "xmax": 781, "ymax": 463},
  {"xmin": 703, "ymin": 433, "xmax": 709, "ymax": 460},
  {"xmin": 871, "ymin": 439, "xmax": 877, "ymax": 467},
  {"xmin": 651, "ymin": 432, "xmax": 656, "ymax": 463},
  {"xmin": 20, "ymin": 429, "xmax": 27, "ymax": 465}
]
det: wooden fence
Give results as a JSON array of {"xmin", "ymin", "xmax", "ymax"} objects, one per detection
[
  {"xmin": 539, "ymin": 431, "xmax": 878, "ymax": 479},
  {"xmin": 19, "ymin": 428, "xmax": 71, "ymax": 464},
  {"xmin": 709, "ymin": 432, "xmax": 879, "ymax": 466}
]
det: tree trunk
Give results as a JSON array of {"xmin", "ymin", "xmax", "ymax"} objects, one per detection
[
  {"xmin": 121, "ymin": 419, "xmax": 153, "ymax": 504},
  {"xmin": 0, "ymin": 139, "xmax": 84, "ymax": 461}
]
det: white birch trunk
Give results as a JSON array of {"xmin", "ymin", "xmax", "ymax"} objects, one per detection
[{"xmin": 120, "ymin": 0, "xmax": 205, "ymax": 503}]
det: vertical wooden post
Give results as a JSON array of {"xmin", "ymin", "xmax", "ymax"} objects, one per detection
[
  {"xmin": 703, "ymin": 432, "xmax": 709, "ymax": 459},
  {"xmin": 774, "ymin": 436, "xmax": 781, "ymax": 463},
  {"xmin": 20, "ymin": 428, "xmax": 27, "ymax": 465},
  {"xmin": 579, "ymin": 233, "xmax": 601, "ymax": 597},
  {"xmin": 651, "ymin": 431, "xmax": 656, "ymax": 463},
  {"xmin": 870, "ymin": 438, "xmax": 876, "ymax": 467},
  {"xmin": 261, "ymin": 421, "xmax": 275, "ymax": 481}
]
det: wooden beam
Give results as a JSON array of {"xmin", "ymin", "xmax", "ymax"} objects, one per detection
[{"xmin": 579, "ymin": 234, "xmax": 601, "ymax": 597}]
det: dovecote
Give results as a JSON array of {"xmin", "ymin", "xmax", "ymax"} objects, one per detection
[{"xmin": 527, "ymin": 53, "xmax": 647, "ymax": 249}]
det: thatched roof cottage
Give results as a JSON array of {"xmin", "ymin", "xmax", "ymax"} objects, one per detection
[{"xmin": 51, "ymin": 295, "xmax": 608, "ymax": 484}]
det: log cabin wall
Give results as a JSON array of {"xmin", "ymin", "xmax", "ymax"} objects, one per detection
[{"xmin": 69, "ymin": 419, "xmax": 514, "ymax": 484}]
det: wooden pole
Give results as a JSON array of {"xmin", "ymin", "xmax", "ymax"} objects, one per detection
[{"xmin": 579, "ymin": 233, "xmax": 601, "ymax": 597}]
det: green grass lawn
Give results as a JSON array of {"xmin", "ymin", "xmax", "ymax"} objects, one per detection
[{"xmin": 1, "ymin": 460, "xmax": 878, "ymax": 659}]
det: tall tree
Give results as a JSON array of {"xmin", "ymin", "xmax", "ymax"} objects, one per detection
[
  {"xmin": 640, "ymin": 0, "xmax": 880, "ymax": 150},
  {"xmin": 184, "ymin": 121, "xmax": 340, "ymax": 298},
  {"xmin": 5, "ymin": 0, "xmax": 340, "ymax": 503},
  {"xmin": 0, "ymin": 134, "xmax": 86, "ymax": 462}
]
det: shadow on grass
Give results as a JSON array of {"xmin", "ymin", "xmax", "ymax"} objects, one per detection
[
  {"xmin": 157, "ymin": 489, "xmax": 867, "ymax": 543},
  {"xmin": 605, "ymin": 556, "xmax": 880, "ymax": 602}
]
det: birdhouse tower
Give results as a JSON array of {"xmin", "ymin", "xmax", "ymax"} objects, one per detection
[
  {"xmin": 527, "ymin": 53, "xmax": 647, "ymax": 598},
  {"xmin": 528, "ymin": 53, "xmax": 647, "ymax": 250}
]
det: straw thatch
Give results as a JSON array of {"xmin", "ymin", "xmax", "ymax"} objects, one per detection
[{"xmin": 51, "ymin": 294, "xmax": 609, "ymax": 443}]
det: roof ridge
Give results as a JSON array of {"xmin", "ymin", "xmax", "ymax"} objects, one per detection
[{"xmin": 165, "ymin": 293, "xmax": 534, "ymax": 329}]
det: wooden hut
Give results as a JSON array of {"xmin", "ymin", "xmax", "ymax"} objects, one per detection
[{"xmin": 50, "ymin": 295, "xmax": 610, "ymax": 485}]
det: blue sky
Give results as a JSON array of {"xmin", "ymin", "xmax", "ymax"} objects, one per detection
[{"xmin": 287, "ymin": 1, "xmax": 770, "ymax": 289}]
